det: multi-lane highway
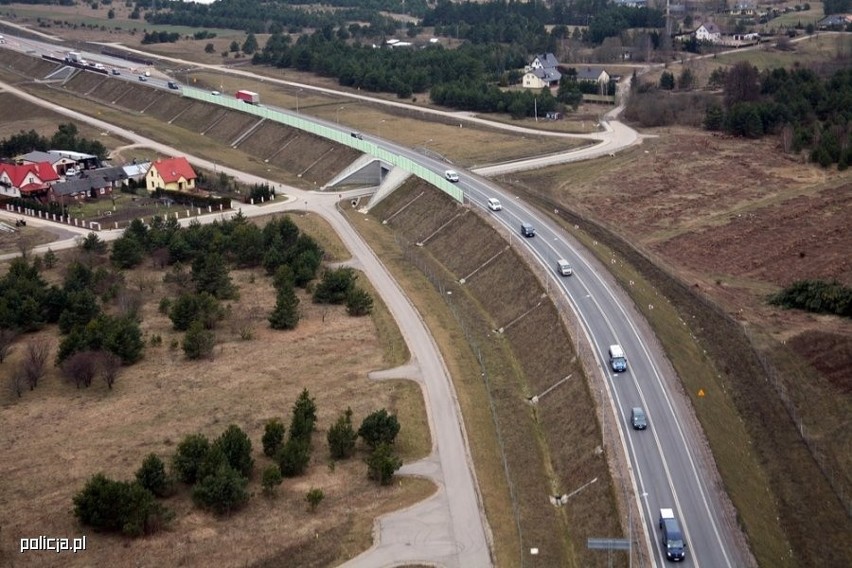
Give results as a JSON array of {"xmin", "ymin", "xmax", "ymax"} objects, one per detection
[{"xmin": 0, "ymin": 30, "xmax": 752, "ymax": 566}]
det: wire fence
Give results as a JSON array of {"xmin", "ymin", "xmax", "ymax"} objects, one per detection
[{"xmin": 395, "ymin": 233, "xmax": 527, "ymax": 567}]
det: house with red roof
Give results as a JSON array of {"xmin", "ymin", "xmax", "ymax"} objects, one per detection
[
  {"xmin": 0, "ymin": 162, "xmax": 60, "ymax": 200},
  {"xmin": 145, "ymin": 156, "xmax": 197, "ymax": 193}
]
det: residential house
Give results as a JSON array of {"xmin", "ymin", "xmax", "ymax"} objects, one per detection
[
  {"xmin": 50, "ymin": 175, "xmax": 112, "ymax": 203},
  {"xmin": 122, "ymin": 161, "xmax": 151, "ymax": 187},
  {"xmin": 817, "ymin": 14, "xmax": 852, "ymax": 30},
  {"xmin": 16, "ymin": 150, "xmax": 77, "ymax": 176},
  {"xmin": 523, "ymin": 53, "xmax": 562, "ymax": 89},
  {"xmin": 145, "ymin": 157, "xmax": 197, "ymax": 193},
  {"xmin": 574, "ymin": 67, "xmax": 611, "ymax": 85},
  {"xmin": 0, "ymin": 162, "xmax": 60, "ymax": 200},
  {"xmin": 694, "ymin": 22, "xmax": 722, "ymax": 43},
  {"xmin": 48, "ymin": 150, "xmax": 101, "ymax": 170}
]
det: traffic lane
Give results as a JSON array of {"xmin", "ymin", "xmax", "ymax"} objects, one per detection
[{"xmin": 468, "ymin": 192, "xmax": 731, "ymax": 567}]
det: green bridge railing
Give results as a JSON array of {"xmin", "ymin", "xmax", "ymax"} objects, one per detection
[{"xmin": 182, "ymin": 87, "xmax": 463, "ymax": 203}]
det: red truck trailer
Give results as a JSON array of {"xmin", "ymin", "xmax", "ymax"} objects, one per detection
[{"xmin": 235, "ymin": 90, "xmax": 260, "ymax": 104}]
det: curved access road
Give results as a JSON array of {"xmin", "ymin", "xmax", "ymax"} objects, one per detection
[{"xmin": 0, "ymin": 78, "xmax": 492, "ymax": 568}]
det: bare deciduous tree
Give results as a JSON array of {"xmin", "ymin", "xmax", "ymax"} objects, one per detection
[
  {"xmin": 23, "ymin": 339, "xmax": 51, "ymax": 390},
  {"xmin": 11, "ymin": 364, "xmax": 27, "ymax": 398},
  {"xmin": 116, "ymin": 289, "xmax": 143, "ymax": 318},
  {"xmin": 0, "ymin": 328, "xmax": 19, "ymax": 363},
  {"xmin": 100, "ymin": 352, "xmax": 122, "ymax": 390},
  {"xmin": 62, "ymin": 350, "xmax": 99, "ymax": 389}
]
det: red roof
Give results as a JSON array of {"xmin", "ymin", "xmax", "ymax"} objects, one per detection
[
  {"xmin": 0, "ymin": 162, "xmax": 60, "ymax": 188},
  {"xmin": 150, "ymin": 157, "xmax": 197, "ymax": 184}
]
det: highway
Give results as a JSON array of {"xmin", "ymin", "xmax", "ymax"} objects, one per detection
[{"xmin": 0, "ymin": 31, "xmax": 752, "ymax": 567}]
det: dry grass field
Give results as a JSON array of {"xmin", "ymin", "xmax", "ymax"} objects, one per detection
[{"xmin": 0, "ymin": 213, "xmax": 433, "ymax": 567}]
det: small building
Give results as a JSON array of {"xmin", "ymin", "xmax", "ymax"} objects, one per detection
[
  {"xmin": 0, "ymin": 162, "xmax": 60, "ymax": 199},
  {"xmin": 694, "ymin": 22, "xmax": 722, "ymax": 43},
  {"xmin": 523, "ymin": 53, "xmax": 562, "ymax": 89},
  {"xmin": 122, "ymin": 161, "xmax": 151, "ymax": 185},
  {"xmin": 145, "ymin": 156, "xmax": 197, "ymax": 193},
  {"xmin": 16, "ymin": 150, "xmax": 77, "ymax": 176},
  {"xmin": 50, "ymin": 175, "xmax": 112, "ymax": 203},
  {"xmin": 574, "ymin": 67, "xmax": 611, "ymax": 85},
  {"xmin": 48, "ymin": 149, "xmax": 101, "ymax": 170}
]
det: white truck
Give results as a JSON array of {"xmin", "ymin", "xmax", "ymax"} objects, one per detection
[{"xmin": 66, "ymin": 51, "xmax": 85, "ymax": 64}]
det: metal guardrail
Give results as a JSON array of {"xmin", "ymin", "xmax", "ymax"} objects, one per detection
[{"xmin": 181, "ymin": 87, "xmax": 464, "ymax": 203}]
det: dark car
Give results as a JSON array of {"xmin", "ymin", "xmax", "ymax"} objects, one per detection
[
  {"xmin": 520, "ymin": 222, "xmax": 535, "ymax": 238},
  {"xmin": 167, "ymin": 81, "xmax": 179, "ymax": 90},
  {"xmin": 631, "ymin": 407, "xmax": 647, "ymax": 430}
]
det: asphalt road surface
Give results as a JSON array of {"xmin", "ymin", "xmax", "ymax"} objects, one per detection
[{"xmin": 0, "ymin": 35, "xmax": 754, "ymax": 566}]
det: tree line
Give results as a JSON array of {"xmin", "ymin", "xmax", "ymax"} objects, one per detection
[
  {"xmin": 73, "ymin": 391, "xmax": 404, "ymax": 536},
  {"xmin": 702, "ymin": 64, "xmax": 852, "ymax": 169},
  {"xmin": 0, "ymin": 123, "xmax": 107, "ymax": 160}
]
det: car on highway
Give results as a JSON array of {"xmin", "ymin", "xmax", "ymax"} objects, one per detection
[
  {"xmin": 520, "ymin": 222, "xmax": 535, "ymax": 238},
  {"xmin": 486, "ymin": 198, "xmax": 502, "ymax": 211},
  {"xmin": 631, "ymin": 407, "xmax": 647, "ymax": 430},
  {"xmin": 350, "ymin": 132, "xmax": 363, "ymax": 140},
  {"xmin": 556, "ymin": 259, "xmax": 573, "ymax": 276},
  {"xmin": 609, "ymin": 344, "xmax": 628, "ymax": 372},
  {"xmin": 138, "ymin": 75, "xmax": 147, "ymax": 82},
  {"xmin": 111, "ymin": 68, "xmax": 120, "ymax": 75},
  {"xmin": 143, "ymin": 70, "xmax": 150, "ymax": 77},
  {"xmin": 167, "ymin": 81, "xmax": 179, "ymax": 90},
  {"xmin": 211, "ymin": 90, "xmax": 221, "ymax": 96},
  {"xmin": 444, "ymin": 169, "xmax": 460, "ymax": 183}
]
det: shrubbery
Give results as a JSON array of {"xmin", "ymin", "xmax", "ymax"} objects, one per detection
[
  {"xmin": 769, "ymin": 280, "xmax": 852, "ymax": 317},
  {"xmin": 73, "ymin": 474, "xmax": 172, "ymax": 536}
]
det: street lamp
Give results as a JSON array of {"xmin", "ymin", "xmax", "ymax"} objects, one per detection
[
  {"xmin": 336, "ymin": 106, "xmax": 345, "ymax": 124},
  {"xmin": 378, "ymin": 119, "xmax": 386, "ymax": 138},
  {"xmin": 296, "ymin": 88, "xmax": 303, "ymax": 113}
]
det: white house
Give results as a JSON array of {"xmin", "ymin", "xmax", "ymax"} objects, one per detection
[
  {"xmin": 695, "ymin": 22, "xmax": 722, "ymax": 43},
  {"xmin": 522, "ymin": 53, "xmax": 562, "ymax": 89}
]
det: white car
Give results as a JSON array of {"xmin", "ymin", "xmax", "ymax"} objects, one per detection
[
  {"xmin": 487, "ymin": 198, "xmax": 502, "ymax": 211},
  {"xmin": 211, "ymin": 90, "xmax": 221, "ymax": 96},
  {"xmin": 444, "ymin": 170, "xmax": 459, "ymax": 183},
  {"xmin": 556, "ymin": 259, "xmax": 573, "ymax": 276}
]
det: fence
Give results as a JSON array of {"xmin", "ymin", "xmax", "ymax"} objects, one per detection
[{"xmin": 181, "ymin": 87, "xmax": 464, "ymax": 204}]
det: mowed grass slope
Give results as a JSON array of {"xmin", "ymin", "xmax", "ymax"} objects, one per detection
[{"xmin": 371, "ymin": 180, "xmax": 623, "ymax": 567}]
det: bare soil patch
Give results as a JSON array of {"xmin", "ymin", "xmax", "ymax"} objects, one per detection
[{"xmin": 0, "ymin": 219, "xmax": 432, "ymax": 567}]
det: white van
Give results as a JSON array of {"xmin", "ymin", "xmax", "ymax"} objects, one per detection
[
  {"xmin": 609, "ymin": 344, "xmax": 627, "ymax": 372},
  {"xmin": 556, "ymin": 259, "xmax": 573, "ymax": 276}
]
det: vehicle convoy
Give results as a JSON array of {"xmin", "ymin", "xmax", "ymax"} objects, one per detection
[
  {"xmin": 609, "ymin": 344, "xmax": 627, "ymax": 372},
  {"xmin": 659, "ymin": 508, "xmax": 687, "ymax": 561},
  {"xmin": 236, "ymin": 89, "xmax": 260, "ymax": 104}
]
